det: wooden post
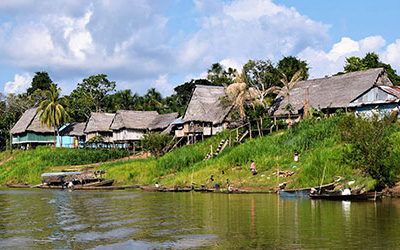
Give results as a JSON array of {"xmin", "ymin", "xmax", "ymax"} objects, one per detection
[
  {"xmin": 249, "ymin": 122, "xmax": 252, "ymax": 139},
  {"xmin": 236, "ymin": 128, "xmax": 239, "ymax": 142},
  {"xmin": 257, "ymin": 120, "xmax": 261, "ymax": 137},
  {"xmin": 260, "ymin": 117, "xmax": 263, "ymax": 136}
]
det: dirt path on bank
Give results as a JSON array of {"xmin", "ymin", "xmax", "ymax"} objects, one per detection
[{"xmin": 49, "ymin": 152, "xmax": 151, "ymax": 171}]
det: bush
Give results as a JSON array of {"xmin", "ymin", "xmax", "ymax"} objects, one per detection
[
  {"xmin": 141, "ymin": 132, "xmax": 173, "ymax": 157},
  {"xmin": 338, "ymin": 114, "xmax": 399, "ymax": 188},
  {"xmin": 39, "ymin": 147, "xmax": 130, "ymax": 166}
]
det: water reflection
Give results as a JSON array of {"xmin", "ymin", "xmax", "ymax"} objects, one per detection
[{"xmin": 1, "ymin": 189, "xmax": 400, "ymax": 249}]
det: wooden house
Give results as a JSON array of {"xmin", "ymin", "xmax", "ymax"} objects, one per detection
[
  {"xmin": 110, "ymin": 110, "xmax": 178, "ymax": 147},
  {"xmin": 10, "ymin": 108, "xmax": 55, "ymax": 148},
  {"xmin": 84, "ymin": 112, "xmax": 115, "ymax": 144},
  {"xmin": 57, "ymin": 122, "xmax": 86, "ymax": 148},
  {"xmin": 271, "ymin": 68, "xmax": 393, "ymax": 120},
  {"xmin": 174, "ymin": 85, "xmax": 232, "ymax": 140},
  {"xmin": 349, "ymin": 85, "xmax": 400, "ymax": 118}
]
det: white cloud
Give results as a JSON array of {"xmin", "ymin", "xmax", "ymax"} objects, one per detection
[
  {"xmin": 154, "ymin": 74, "xmax": 174, "ymax": 96},
  {"xmin": 4, "ymin": 73, "xmax": 32, "ymax": 94},
  {"xmin": 298, "ymin": 36, "xmax": 400, "ymax": 79},
  {"xmin": 178, "ymin": 0, "xmax": 329, "ymax": 72}
]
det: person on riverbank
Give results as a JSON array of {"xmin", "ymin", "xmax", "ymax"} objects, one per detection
[{"xmin": 250, "ymin": 160, "xmax": 257, "ymax": 175}]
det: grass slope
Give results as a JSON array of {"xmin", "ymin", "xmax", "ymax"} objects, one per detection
[
  {"xmin": 100, "ymin": 116, "xmax": 376, "ymax": 190},
  {"xmin": 0, "ymin": 147, "xmax": 129, "ymax": 184},
  {"xmin": 0, "ymin": 116, "xmax": 384, "ymax": 189}
]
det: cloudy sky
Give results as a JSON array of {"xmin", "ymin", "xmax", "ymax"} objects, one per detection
[{"xmin": 1, "ymin": 0, "xmax": 400, "ymax": 96}]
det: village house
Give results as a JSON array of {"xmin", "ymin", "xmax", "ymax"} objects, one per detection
[
  {"xmin": 271, "ymin": 68, "xmax": 393, "ymax": 120},
  {"xmin": 57, "ymin": 122, "xmax": 86, "ymax": 148},
  {"xmin": 110, "ymin": 110, "xmax": 178, "ymax": 148},
  {"xmin": 349, "ymin": 85, "xmax": 400, "ymax": 118},
  {"xmin": 84, "ymin": 112, "xmax": 115, "ymax": 145},
  {"xmin": 10, "ymin": 108, "xmax": 56, "ymax": 148},
  {"xmin": 174, "ymin": 85, "xmax": 233, "ymax": 142}
]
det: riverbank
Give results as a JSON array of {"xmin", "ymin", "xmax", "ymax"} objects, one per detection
[{"xmin": 2, "ymin": 115, "xmax": 400, "ymax": 192}]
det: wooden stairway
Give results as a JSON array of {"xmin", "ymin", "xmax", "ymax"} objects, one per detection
[{"xmin": 204, "ymin": 139, "xmax": 230, "ymax": 160}]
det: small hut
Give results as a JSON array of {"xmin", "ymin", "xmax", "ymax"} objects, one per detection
[
  {"xmin": 57, "ymin": 122, "xmax": 86, "ymax": 148},
  {"xmin": 84, "ymin": 112, "xmax": 115, "ymax": 146},
  {"xmin": 111, "ymin": 110, "xmax": 178, "ymax": 147},
  {"xmin": 271, "ymin": 68, "xmax": 393, "ymax": 121},
  {"xmin": 175, "ymin": 85, "xmax": 232, "ymax": 141},
  {"xmin": 10, "ymin": 108, "xmax": 55, "ymax": 149}
]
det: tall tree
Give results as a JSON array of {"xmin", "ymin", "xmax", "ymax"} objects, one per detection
[
  {"xmin": 37, "ymin": 84, "xmax": 69, "ymax": 146},
  {"xmin": 27, "ymin": 72, "xmax": 53, "ymax": 95},
  {"xmin": 276, "ymin": 56, "xmax": 309, "ymax": 81},
  {"xmin": 207, "ymin": 63, "xmax": 237, "ymax": 86},
  {"xmin": 75, "ymin": 74, "xmax": 116, "ymax": 112},
  {"xmin": 342, "ymin": 52, "xmax": 400, "ymax": 84}
]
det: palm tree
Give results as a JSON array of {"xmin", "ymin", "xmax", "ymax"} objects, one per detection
[
  {"xmin": 267, "ymin": 69, "xmax": 305, "ymax": 120},
  {"xmin": 225, "ymin": 73, "xmax": 259, "ymax": 118},
  {"xmin": 37, "ymin": 84, "xmax": 69, "ymax": 147}
]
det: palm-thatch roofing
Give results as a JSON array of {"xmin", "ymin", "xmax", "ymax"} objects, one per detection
[
  {"xmin": 110, "ymin": 110, "xmax": 178, "ymax": 131},
  {"xmin": 10, "ymin": 108, "xmax": 54, "ymax": 134},
  {"xmin": 183, "ymin": 85, "xmax": 232, "ymax": 124},
  {"xmin": 149, "ymin": 112, "xmax": 179, "ymax": 130},
  {"xmin": 84, "ymin": 112, "xmax": 115, "ymax": 133},
  {"xmin": 60, "ymin": 122, "xmax": 86, "ymax": 136},
  {"xmin": 272, "ymin": 68, "xmax": 392, "ymax": 116}
]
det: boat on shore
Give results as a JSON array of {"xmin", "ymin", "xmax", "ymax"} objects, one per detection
[
  {"xmin": 278, "ymin": 182, "xmax": 336, "ymax": 198},
  {"xmin": 309, "ymin": 192, "xmax": 382, "ymax": 201},
  {"xmin": 37, "ymin": 170, "xmax": 115, "ymax": 189}
]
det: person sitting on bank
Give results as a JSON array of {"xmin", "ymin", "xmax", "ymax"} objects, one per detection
[{"xmin": 250, "ymin": 160, "xmax": 257, "ymax": 175}]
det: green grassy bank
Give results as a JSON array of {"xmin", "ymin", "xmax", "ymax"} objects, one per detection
[{"xmin": 1, "ymin": 115, "xmax": 399, "ymax": 190}]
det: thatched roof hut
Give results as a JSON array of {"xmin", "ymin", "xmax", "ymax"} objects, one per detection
[
  {"xmin": 110, "ymin": 110, "xmax": 178, "ymax": 131},
  {"xmin": 272, "ymin": 68, "xmax": 392, "ymax": 116},
  {"xmin": 60, "ymin": 122, "xmax": 86, "ymax": 136},
  {"xmin": 183, "ymin": 85, "xmax": 232, "ymax": 124},
  {"xmin": 84, "ymin": 112, "xmax": 115, "ymax": 133},
  {"xmin": 10, "ymin": 108, "xmax": 54, "ymax": 135}
]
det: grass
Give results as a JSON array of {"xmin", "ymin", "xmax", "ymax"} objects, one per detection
[
  {"xmin": 0, "ymin": 115, "xmax": 390, "ymax": 190},
  {"xmin": 0, "ymin": 147, "xmax": 130, "ymax": 185}
]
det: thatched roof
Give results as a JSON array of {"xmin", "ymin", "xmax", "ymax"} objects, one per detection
[
  {"xmin": 183, "ymin": 85, "xmax": 232, "ymax": 124},
  {"xmin": 110, "ymin": 110, "xmax": 178, "ymax": 131},
  {"xmin": 84, "ymin": 112, "xmax": 115, "ymax": 133},
  {"xmin": 149, "ymin": 112, "xmax": 179, "ymax": 130},
  {"xmin": 60, "ymin": 122, "xmax": 86, "ymax": 136},
  {"xmin": 10, "ymin": 108, "xmax": 54, "ymax": 134},
  {"xmin": 272, "ymin": 68, "xmax": 392, "ymax": 116}
]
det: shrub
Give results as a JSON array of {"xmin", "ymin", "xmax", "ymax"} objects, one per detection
[
  {"xmin": 338, "ymin": 114, "xmax": 399, "ymax": 188},
  {"xmin": 141, "ymin": 132, "xmax": 173, "ymax": 157}
]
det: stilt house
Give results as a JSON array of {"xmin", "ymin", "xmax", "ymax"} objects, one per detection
[
  {"xmin": 10, "ymin": 108, "xmax": 55, "ymax": 148},
  {"xmin": 175, "ymin": 85, "xmax": 232, "ymax": 141},
  {"xmin": 84, "ymin": 112, "xmax": 115, "ymax": 145},
  {"xmin": 271, "ymin": 68, "xmax": 393, "ymax": 120}
]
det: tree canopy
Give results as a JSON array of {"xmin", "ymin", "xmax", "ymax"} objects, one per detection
[
  {"xmin": 342, "ymin": 52, "xmax": 400, "ymax": 84},
  {"xmin": 27, "ymin": 72, "xmax": 53, "ymax": 95}
]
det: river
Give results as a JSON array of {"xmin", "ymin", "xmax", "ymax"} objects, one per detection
[{"xmin": 1, "ymin": 189, "xmax": 400, "ymax": 249}]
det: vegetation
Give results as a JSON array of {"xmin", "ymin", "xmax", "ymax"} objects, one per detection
[
  {"xmin": 141, "ymin": 132, "xmax": 173, "ymax": 157},
  {"xmin": 339, "ymin": 114, "xmax": 400, "ymax": 188},
  {"xmin": 0, "ymin": 147, "xmax": 129, "ymax": 184},
  {"xmin": 37, "ymin": 84, "xmax": 69, "ymax": 146}
]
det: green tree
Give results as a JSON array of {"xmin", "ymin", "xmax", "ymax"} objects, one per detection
[
  {"xmin": 207, "ymin": 63, "xmax": 237, "ymax": 86},
  {"xmin": 342, "ymin": 52, "xmax": 400, "ymax": 84},
  {"xmin": 277, "ymin": 56, "xmax": 309, "ymax": 81},
  {"xmin": 37, "ymin": 84, "xmax": 69, "ymax": 147},
  {"xmin": 141, "ymin": 132, "xmax": 173, "ymax": 157},
  {"xmin": 75, "ymin": 74, "xmax": 116, "ymax": 112},
  {"xmin": 27, "ymin": 72, "xmax": 53, "ymax": 95}
]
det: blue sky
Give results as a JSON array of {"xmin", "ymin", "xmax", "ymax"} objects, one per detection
[{"xmin": 0, "ymin": 0, "xmax": 399, "ymax": 96}]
